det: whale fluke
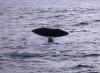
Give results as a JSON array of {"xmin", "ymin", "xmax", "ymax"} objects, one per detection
[{"xmin": 32, "ymin": 28, "xmax": 69, "ymax": 43}]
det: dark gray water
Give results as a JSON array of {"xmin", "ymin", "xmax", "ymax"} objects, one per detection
[{"xmin": 0, "ymin": 0, "xmax": 100, "ymax": 73}]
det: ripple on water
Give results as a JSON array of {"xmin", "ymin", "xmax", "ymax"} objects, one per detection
[
  {"xmin": 0, "ymin": 13, "xmax": 3, "ymax": 15},
  {"xmin": 0, "ymin": 66, "xmax": 3, "ymax": 70},
  {"xmin": 94, "ymin": 19, "xmax": 100, "ymax": 22},
  {"xmin": 0, "ymin": 55, "xmax": 2, "ymax": 58},
  {"xmin": 73, "ymin": 22, "xmax": 89, "ymax": 26},
  {"xmin": 82, "ymin": 53, "xmax": 100, "ymax": 57},
  {"xmin": 4, "ymin": 52, "xmax": 47, "ymax": 59},
  {"xmin": 1, "ymin": 45, "xmax": 26, "ymax": 49},
  {"xmin": 72, "ymin": 64, "xmax": 94, "ymax": 69},
  {"xmin": 15, "ymin": 45, "xmax": 26, "ymax": 49},
  {"xmin": 88, "ymin": 72, "xmax": 99, "ymax": 73},
  {"xmin": 0, "ymin": 60, "xmax": 4, "ymax": 70}
]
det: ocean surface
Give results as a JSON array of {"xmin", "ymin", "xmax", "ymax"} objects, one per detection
[{"xmin": 0, "ymin": 0, "xmax": 100, "ymax": 73}]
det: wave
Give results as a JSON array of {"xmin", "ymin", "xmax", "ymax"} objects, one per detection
[
  {"xmin": 72, "ymin": 64, "xmax": 94, "ymax": 69},
  {"xmin": 4, "ymin": 52, "xmax": 47, "ymax": 59}
]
